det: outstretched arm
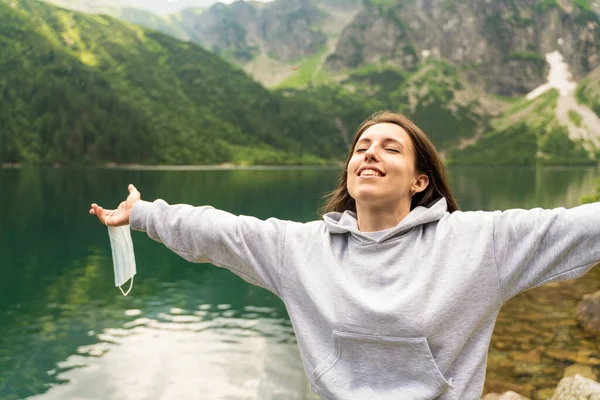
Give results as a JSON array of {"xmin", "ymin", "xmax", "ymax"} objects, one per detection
[
  {"xmin": 90, "ymin": 185, "xmax": 288, "ymax": 296},
  {"xmin": 493, "ymin": 202, "xmax": 600, "ymax": 302},
  {"xmin": 131, "ymin": 199, "xmax": 287, "ymax": 295}
]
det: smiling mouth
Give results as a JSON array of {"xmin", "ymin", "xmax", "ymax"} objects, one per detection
[{"xmin": 359, "ymin": 168, "xmax": 384, "ymax": 177}]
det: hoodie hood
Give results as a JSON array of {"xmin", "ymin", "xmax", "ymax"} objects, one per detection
[{"xmin": 322, "ymin": 197, "xmax": 448, "ymax": 243}]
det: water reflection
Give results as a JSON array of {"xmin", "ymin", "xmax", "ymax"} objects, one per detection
[
  {"xmin": 28, "ymin": 302, "xmax": 311, "ymax": 400},
  {"xmin": 448, "ymin": 166, "xmax": 598, "ymax": 210}
]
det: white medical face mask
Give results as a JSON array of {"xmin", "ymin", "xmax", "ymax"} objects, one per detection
[{"xmin": 107, "ymin": 224, "xmax": 137, "ymax": 296}]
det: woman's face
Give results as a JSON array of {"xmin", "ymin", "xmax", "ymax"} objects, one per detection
[{"xmin": 347, "ymin": 123, "xmax": 421, "ymax": 208}]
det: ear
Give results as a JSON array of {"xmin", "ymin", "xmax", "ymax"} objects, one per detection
[{"xmin": 413, "ymin": 174, "xmax": 429, "ymax": 194}]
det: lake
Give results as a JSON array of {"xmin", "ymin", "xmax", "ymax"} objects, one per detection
[{"xmin": 1, "ymin": 166, "xmax": 599, "ymax": 400}]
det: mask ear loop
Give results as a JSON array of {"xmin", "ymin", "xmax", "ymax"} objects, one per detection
[
  {"xmin": 119, "ymin": 276, "xmax": 134, "ymax": 296},
  {"xmin": 106, "ymin": 209, "xmax": 134, "ymax": 296},
  {"xmin": 105, "ymin": 209, "xmax": 116, "ymax": 226}
]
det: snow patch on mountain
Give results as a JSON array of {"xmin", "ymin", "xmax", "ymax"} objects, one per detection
[
  {"xmin": 526, "ymin": 50, "xmax": 576, "ymax": 100},
  {"xmin": 526, "ymin": 50, "xmax": 600, "ymax": 149}
]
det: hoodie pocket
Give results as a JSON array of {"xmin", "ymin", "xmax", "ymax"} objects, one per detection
[{"xmin": 310, "ymin": 330, "xmax": 452, "ymax": 400}]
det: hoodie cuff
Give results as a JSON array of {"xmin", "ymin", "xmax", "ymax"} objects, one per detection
[{"xmin": 130, "ymin": 200, "xmax": 152, "ymax": 232}]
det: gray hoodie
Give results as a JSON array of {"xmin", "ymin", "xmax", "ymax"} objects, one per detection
[{"xmin": 130, "ymin": 197, "xmax": 599, "ymax": 400}]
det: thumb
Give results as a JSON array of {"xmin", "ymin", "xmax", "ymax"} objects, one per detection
[{"xmin": 128, "ymin": 184, "xmax": 141, "ymax": 199}]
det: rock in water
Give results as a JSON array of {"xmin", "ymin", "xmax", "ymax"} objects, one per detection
[
  {"xmin": 481, "ymin": 391, "xmax": 530, "ymax": 400},
  {"xmin": 550, "ymin": 374, "xmax": 600, "ymax": 399},
  {"xmin": 577, "ymin": 291, "xmax": 600, "ymax": 334},
  {"xmin": 564, "ymin": 364, "xmax": 597, "ymax": 381}
]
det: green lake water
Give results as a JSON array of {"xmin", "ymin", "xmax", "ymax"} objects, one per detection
[{"xmin": 1, "ymin": 166, "xmax": 599, "ymax": 400}]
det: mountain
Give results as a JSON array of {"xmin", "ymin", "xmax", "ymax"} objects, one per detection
[
  {"xmin": 41, "ymin": 0, "xmax": 362, "ymax": 87},
  {"xmin": 111, "ymin": 7, "xmax": 190, "ymax": 40},
  {"xmin": 41, "ymin": 0, "xmax": 599, "ymax": 96},
  {"xmin": 280, "ymin": 51, "xmax": 600, "ymax": 166},
  {"xmin": 0, "ymin": 0, "xmax": 348, "ymax": 165},
  {"xmin": 325, "ymin": 0, "xmax": 600, "ymax": 96},
  {"xmin": 279, "ymin": 58, "xmax": 498, "ymax": 156},
  {"xmin": 36, "ymin": 1, "xmax": 194, "ymax": 39},
  {"xmin": 191, "ymin": 0, "xmax": 362, "ymax": 86},
  {"xmin": 449, "ymin": 59, "xmax": 600, "ymax": 165},
  {"xmin": 37, "ymin": 0, "xmax": 237, "ymax": 15},
  {"xmin": 448, "ymin": 90, "xmax": 587, "ymax": 165},
  {"xmin": 576, "ymin": 64, "xmax": 600, "ymax": 117},
  {"xmin": 192, "ymin": 0, "xmax": 327, "ymax": 61},
  {"xmin": 4, "ymin": 0, "xmax": 599, "ymax": 167}
]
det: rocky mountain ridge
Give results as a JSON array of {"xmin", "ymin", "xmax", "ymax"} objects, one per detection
[
  {"xmin": 26, "ymin": 0, "xmax": 600, "ymax": 166},
  {"xmin": 325, "ymin": 0, "xmax": 600, "ymax": 96},
  {"xmin": 45, "ymin": 0, "xmax": 599, "ymax": 96}
]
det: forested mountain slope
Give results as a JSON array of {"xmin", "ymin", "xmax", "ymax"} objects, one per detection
[{"xmin": 0, "ymin": 0, "xmax": 349, "ymax": 165}]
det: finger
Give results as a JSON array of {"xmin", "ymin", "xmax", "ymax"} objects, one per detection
[
  {"xmin": 128, "ymin": 184, "xmax": 141, "ymax": 200},
  {"xmin": 92, "ymin": 204, "xmax": 115, "ymax": 226},
  {"xmin": 91, "ymin": 204, "xmax": 104, "ymax": 224},
  {"xmin": 129, "ymin": 191, "xmax": 140, "ymax": 201}
]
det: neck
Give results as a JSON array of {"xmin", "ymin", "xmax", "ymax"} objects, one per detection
[{"xmin": 355, "ymin": 199, "xmax": 412, "ymax": 232}]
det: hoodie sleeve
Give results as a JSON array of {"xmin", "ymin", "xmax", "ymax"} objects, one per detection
[
  {"xmin": 492, "ymin": 202, "xmax": 600, "ymax": 302},
  {"xmin": 130, "ymin": 199, "xmax": 288, "ymax": 296}
]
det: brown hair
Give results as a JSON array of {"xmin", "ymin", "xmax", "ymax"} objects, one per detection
[{"xmin": 320, "ymin": 110, "xmax": 459, "ymax": 215}]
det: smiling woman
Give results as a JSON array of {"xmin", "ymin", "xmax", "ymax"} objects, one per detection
[
  {"xmin": 321, "ymin": 111, "xmax": 459, "ymax": 232},
  {"xmin": 90, "ymin": 110, "xmax": 600, "ymax": 400}
]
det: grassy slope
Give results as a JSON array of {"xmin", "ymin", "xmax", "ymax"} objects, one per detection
[
  {"xmin": 449, "ymin": 90, "xmax": 594, "ymax": 165},
  {"xmin": 276, "ymin": 46, "xmax": 331, "ymax": 89},
  {"xmin": 388, "ymin": 60, "xmax": 488, "ymax": 150},
  {"xmin": 344, "ymin": 60, "xmax": 491, "ymax": 150},
  {"xmin": 576, "ymin": 65, "xmax": 600, "ymax": 118},
  {"xmin": 0, "ymin": 0, "xmax": 347, "ymax": 165},
  {"xmin": 276, "ymin": 59, "xmax": 492, "ymax": 154}
]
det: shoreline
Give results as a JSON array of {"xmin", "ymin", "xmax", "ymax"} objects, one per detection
[
  {"xmin": 1, "ymin": 162, "xmax": 344, "ymax": 170},
  {"xmin": 2, "ymin": 162, "xmax": 597, "ymax": 170}
]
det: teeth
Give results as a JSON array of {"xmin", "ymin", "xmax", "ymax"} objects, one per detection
[{"xmin": 360, "ymin": 169, "xmax": 382, "ymax": 177}]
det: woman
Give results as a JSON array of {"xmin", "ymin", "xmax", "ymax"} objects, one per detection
[{"xmin": 90, "ymin": 111, "xmax": 600, "ymax": 400}]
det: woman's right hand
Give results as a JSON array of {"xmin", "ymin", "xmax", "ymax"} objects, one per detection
[{"xmin": 89, "ymin": 184, "xmax": 141, "ymax": 227}]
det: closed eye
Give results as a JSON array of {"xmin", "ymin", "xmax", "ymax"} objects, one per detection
[
  {"xmin": 355, "ymin": 148, "xmax": 367, "ymax": 153},
  {"xmin": 386, "ymin": 148, "xmax": 400, "ymax": 153}
]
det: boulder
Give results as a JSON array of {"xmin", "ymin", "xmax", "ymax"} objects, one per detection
[
  {"xmin": 577, "ymin": 291, "xmax": 600, "ymax": 334},
  {"xmin": 550, "ymin": 374, "xmax": 600, "ymax": 399},
  {"xmin": 483, "ymin": 378, "xmax": 534, "ymax": 398}
]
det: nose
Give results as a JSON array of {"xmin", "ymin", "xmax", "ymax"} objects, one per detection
[{"xmin": 364, "ymin": 145, "xmax": 378, "ymax": 161}]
